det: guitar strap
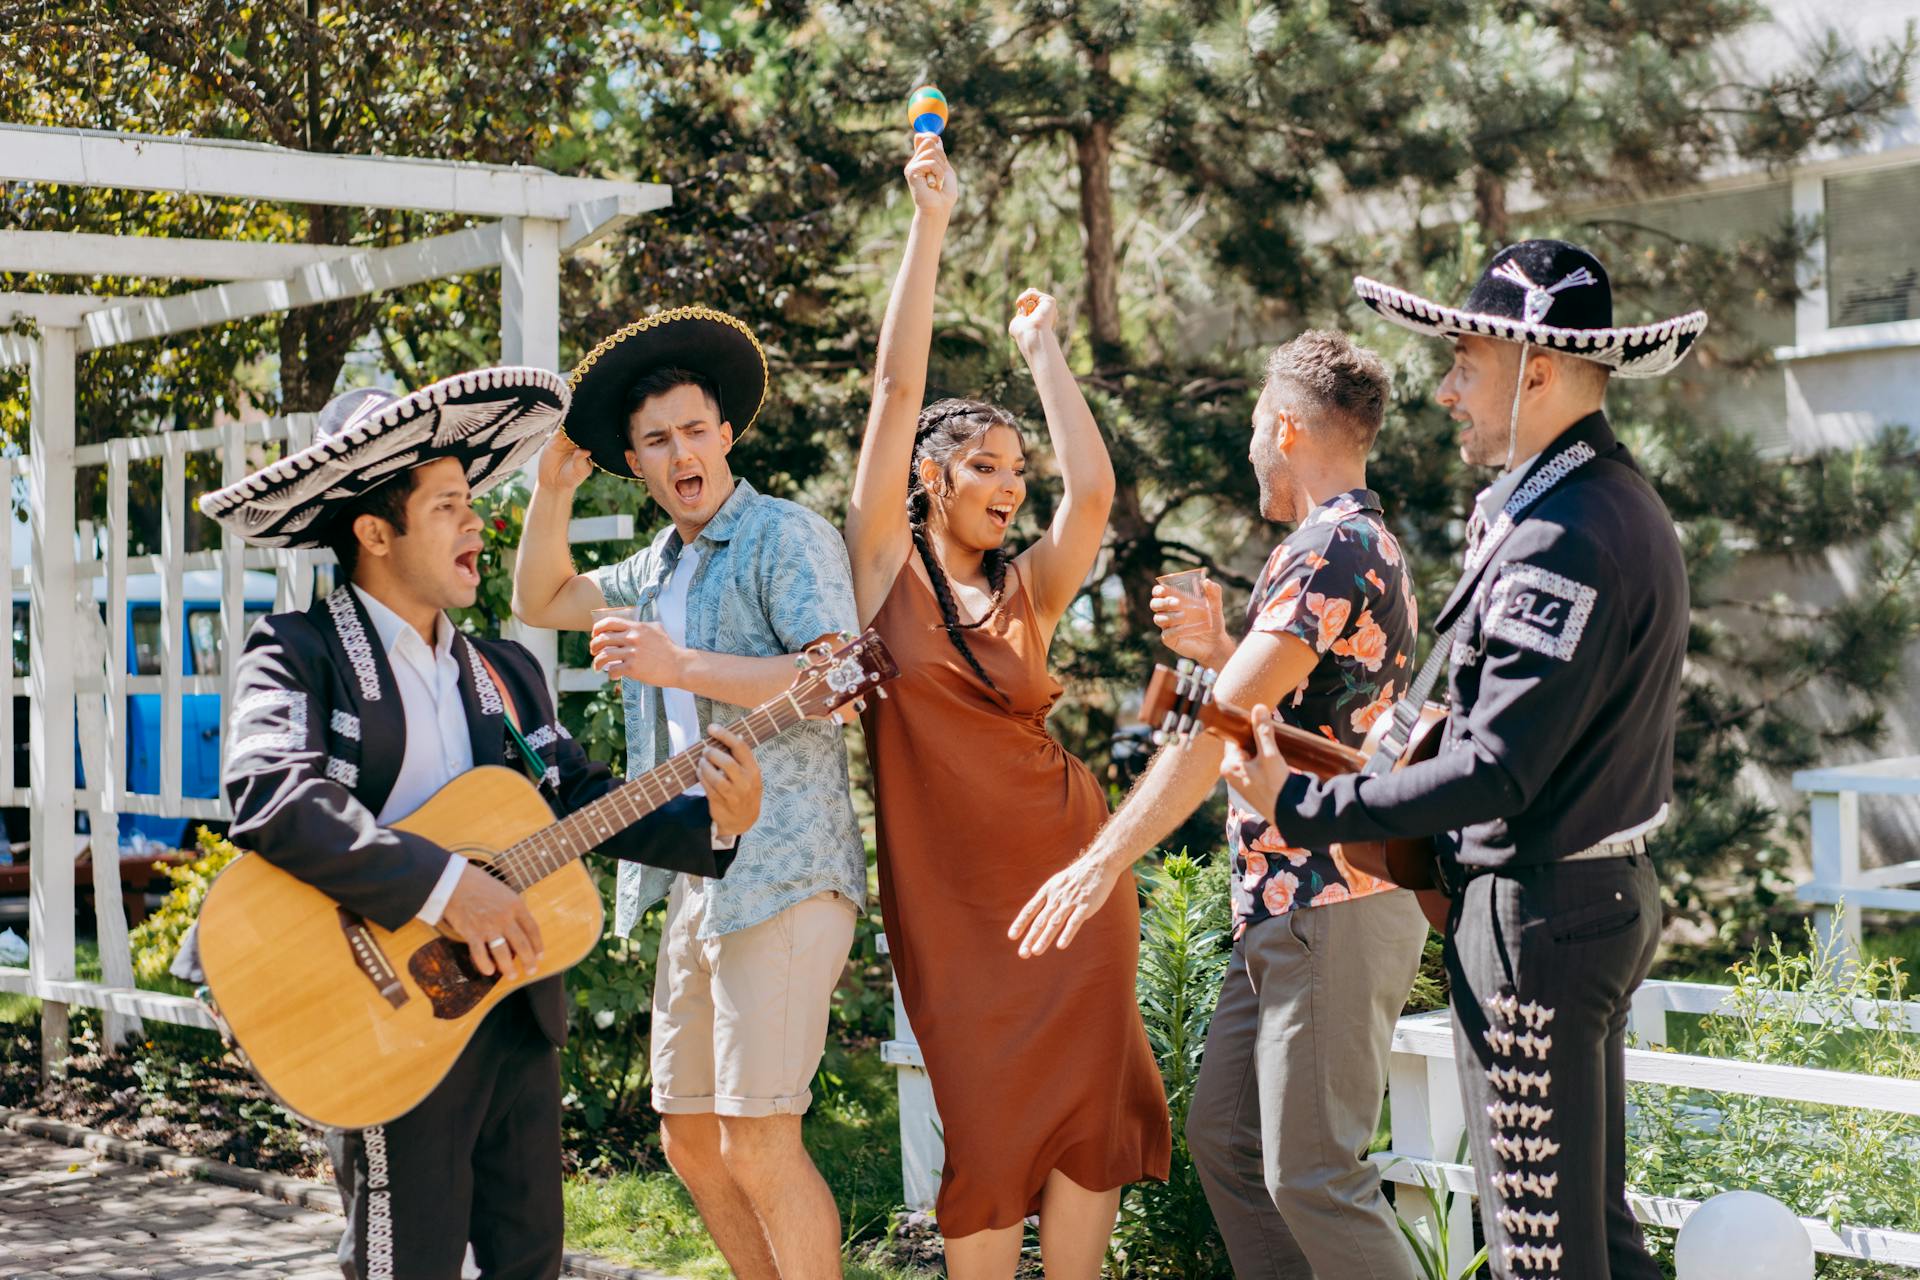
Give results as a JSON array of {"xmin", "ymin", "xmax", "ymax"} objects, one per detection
[
  {"xmin": 1362, "ymin": 613, "xmax": 1464, "ymax": 775},
  {"xmin": 474, "ymin": 650, "xmax": 551, "ymax": 785}
]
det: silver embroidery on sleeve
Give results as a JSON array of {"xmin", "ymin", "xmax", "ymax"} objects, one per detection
[
  {"xmin": 230, "ymin": 689, "xmax": 308, "ymax": 760},
  {"xmin": 1485, "ymin": 564, "xmax": 1598, "ymax": 662},
  {"xmin": 325, "ymin": 757, "xmax": 359, "ymax": 789}
]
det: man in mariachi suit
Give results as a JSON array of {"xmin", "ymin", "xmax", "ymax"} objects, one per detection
[
  {"xmin": 196, "ymin": 367, "xmax": 765, "ymax": 1280},
  {"xmin": 1225, "ymin": 240, "xmax": 1707, "ymax": 1280}
]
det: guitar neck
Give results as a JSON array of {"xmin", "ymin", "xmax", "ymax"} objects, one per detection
[{"xmin": 497, "ymin": 692, "xmax": 806, "ymax": 891}]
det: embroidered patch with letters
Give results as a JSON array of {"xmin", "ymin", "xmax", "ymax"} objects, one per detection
[{"xmin": 1485, "ymin": 564, "xmax": 1596, "ymax": 662}]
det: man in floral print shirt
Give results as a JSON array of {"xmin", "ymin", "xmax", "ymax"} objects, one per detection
[
  {"xmin": 1014, "ymin": 330, "xmax": 1429, "ymax": 1279},
  {"xmin": 1225, "ymin": 486, "xmax": 1419, "ymax": 931}
]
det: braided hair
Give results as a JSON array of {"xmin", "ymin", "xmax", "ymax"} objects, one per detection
[{"xmin": 908, "ymin": 398, "xmax": 1026, "ymax": 692}]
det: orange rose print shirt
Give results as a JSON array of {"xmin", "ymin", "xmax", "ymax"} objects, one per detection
[{"xmin": 1226, "ymin": 489, "xmax": 1417, "ymax": 935}]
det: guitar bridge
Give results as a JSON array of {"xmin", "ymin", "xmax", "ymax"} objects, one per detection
[{"xmin": 336, "ymin": 908, "xmax": 409, "ymax": 1010}]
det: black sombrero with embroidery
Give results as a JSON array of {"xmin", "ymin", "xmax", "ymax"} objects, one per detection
[
  {"xmin": 1355, "ymin": 239, "xmax": 1709, "ymax": 378},
  {"xmin": 198, "ymin": 366, "xmax": 568, "ymax": 548},
  {"xmin": 563, "ymin": 306, "xmax": 769, "ymax": 480}
]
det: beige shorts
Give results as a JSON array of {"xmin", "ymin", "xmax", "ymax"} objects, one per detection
[{"xmin": 649, "ymin": 880, "xmax": 857, "ymax": 1118}]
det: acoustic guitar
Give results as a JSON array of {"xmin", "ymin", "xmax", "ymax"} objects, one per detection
[
  {"xmin": 197, "ymin": 630, "xmax": 898, "ymax": 1130},
  {"xmin": 1139, "ymin": 660, "xmax": 1450, "ymax": 929}
]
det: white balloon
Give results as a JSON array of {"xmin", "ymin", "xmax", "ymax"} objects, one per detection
[{"xmin": 1674, "ymin": 1191, "xmax": 1814, "ymax": 1280}]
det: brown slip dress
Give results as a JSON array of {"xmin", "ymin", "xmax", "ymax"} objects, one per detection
[{"xmin": 860, "ymin": 558, "xmax": 1170, "ymax": 1237}]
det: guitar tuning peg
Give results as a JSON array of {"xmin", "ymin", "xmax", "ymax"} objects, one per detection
[
  {"xmin": 1151, "ymin": 729, "xmax": 1167, "ymax": 746},
  {"xmin": 852, "ymin": 698, "xmax": 868, "ymax": 714},
  {"xmin": 794, "ymin": 654, "xmax": 809, "ymax": 669},
  {"xmin": 875, "ymin": 687, "xmax": 889, "ymax": 700}
]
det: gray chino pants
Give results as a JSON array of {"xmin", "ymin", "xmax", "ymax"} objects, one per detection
[{"xmin": 1186, "ymin": 887, "xmax": 1429, "ymax": 1279}]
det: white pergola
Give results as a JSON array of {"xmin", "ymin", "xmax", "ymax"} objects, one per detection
[{"xmin": 0, "ymin": 124, "xmax": 667, "ymax": 1078}]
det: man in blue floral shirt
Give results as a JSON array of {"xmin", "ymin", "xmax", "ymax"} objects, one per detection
[
  {"xmin": 1016, "ymin": 330, "xmax": 1428, "ymax": 1279},
  {"xmin": 512, "ymin": 309, "xmax": 861, "ymax": 1280}
]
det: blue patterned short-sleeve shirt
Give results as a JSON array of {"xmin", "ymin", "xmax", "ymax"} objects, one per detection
[{"xmin": 589, "ymin": 479, "xmax": 866, "ymax": 939}]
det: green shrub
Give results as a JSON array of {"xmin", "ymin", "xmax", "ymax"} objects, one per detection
[
  {"xmin": 1629, "ymin": 911, "xmax": 1920, "ymax": 1278},
  {"xmin": 127, "ymin": 827, "xmax": 239, "ymax": 985}
]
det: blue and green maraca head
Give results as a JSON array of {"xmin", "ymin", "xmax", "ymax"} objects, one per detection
[{"xmin": 908, "ymin": 84, "xmax": 948, "ymax": 136}]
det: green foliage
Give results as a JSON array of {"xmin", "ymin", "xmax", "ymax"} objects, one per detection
[
  {"xmin": 1114, "ymin": 850, "xmax": 1234, "ymax": 1279},
  {"xmin": 1629, "ymin": 911, "xmax": 1920, "ymax": 1278},
  {"xmin": 1387, "ymin": 1134, "xmax": 1491, "ymax": 1280},
  {"xmin": 558, "ymin": 867, "xmax": 666, "ymax": 1162},
  {"xmin": 126, "ymin": 826, "xmax": 239, "ymax": 986}
]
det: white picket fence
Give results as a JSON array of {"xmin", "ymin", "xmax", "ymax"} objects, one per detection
[
  {"xmin": 884, "ymin": 971, "xmax": 1920, "ymax": 1270},
  {"xmin": 1793, "ymin": 758, "xmax": 1920, "ymax": 962},
  {"xmin": 0, "ymin": 413, "xmax": 631, "ymax": 1052},
  {"xmin": 1380, "ymin": 977, "xmax": 1920, "ymax": 1272}
]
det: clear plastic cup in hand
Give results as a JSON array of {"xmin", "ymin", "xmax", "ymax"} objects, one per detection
[
  {"xmin": 1155, "ymin": 567, "xmax": 1209, "ymax": 609},
  {"xmin": 589, "ymin": 605, "xmax": 638, "ymax": 682}
]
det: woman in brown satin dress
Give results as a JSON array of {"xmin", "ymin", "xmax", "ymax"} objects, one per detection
[{"xmin": 844, "ymin": 133, "xmax": 1169, "ymax": 1278}]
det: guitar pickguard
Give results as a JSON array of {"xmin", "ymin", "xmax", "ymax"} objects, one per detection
[{"xmin": 408, "ymin": 938, "xmax": 500, "ymax": 1019}]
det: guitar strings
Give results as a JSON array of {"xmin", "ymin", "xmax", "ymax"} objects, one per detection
[{"xmin": 484, "ymin": 671, "xmax": 831, "ymax": 889}]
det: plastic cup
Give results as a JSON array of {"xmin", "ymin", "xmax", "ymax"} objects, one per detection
[
  {"xmin": 1155, "ymin": 567, "xmax": 1209, "ymax": 608},
  {"xmin": 589, "ymin": 605, "xmax": 637, "ymax": 682}
]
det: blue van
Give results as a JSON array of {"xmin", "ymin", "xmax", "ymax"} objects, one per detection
[{"xmin": 9, "ymin": 568, "xmax": 280, "ymax": 849}]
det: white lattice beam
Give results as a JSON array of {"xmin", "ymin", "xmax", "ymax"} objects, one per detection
[
  {"xmin": 0, "ymin": 124, "xmax": 671, "ymax": 221},
  {"xmin": 0, "ymin": 231, "xmax": 363, "ymax": 281}
]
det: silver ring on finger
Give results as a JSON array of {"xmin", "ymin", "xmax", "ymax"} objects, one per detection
[{"xmin": 487, "ymin": 937, "xmax": 509, "ymax": 950}]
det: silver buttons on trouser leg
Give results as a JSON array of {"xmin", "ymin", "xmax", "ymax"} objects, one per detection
[{"xmin": 1484, "ymin": 986, "xmax": 1564, "ymax": 1279}]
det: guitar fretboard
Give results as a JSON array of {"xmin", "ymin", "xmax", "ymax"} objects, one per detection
[{"xmin": 494, "ymin": 692, "xmax": 808, "ymax": 891}]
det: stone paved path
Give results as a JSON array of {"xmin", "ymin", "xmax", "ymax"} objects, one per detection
[{"xmin": 0, "ymin": 1126, "xmax": 343, "ymax": 1278}]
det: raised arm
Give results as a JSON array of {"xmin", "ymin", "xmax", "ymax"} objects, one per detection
[
  {"xmin": 846, "ymin": 133, "xmax": 959, "ymax": 625},
  {"xmin": 511, "ymin": 433, "xmax": 607, "ymax": 631},
  {"xmin": 1009, "ymin": 290, "xmax": 1115, "ymax": 631}
]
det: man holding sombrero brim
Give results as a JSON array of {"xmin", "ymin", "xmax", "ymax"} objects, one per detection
[
  {"xmin": 513, "ymin": 309, "xmax": 863, "ymax": 1280},
  {"xmin": 199, "ymin": 365, "xmax": 764, "ymax": 1279},
  {"xmin": 1223, "ymin": 240, "xmax": 1706, "ymax": 1279}
]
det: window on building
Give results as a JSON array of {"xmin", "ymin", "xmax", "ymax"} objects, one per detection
[
  {"xmin": 10, "ymin": 604, "xmax": 24, "ymax": 678},
  {"xmin": 186, "ymin": 608, "xmax": 268, "ymax": 676},
  {"xmin": 1827, "ymin": 165, "xmax": 1920, "ymax": 328},
  {"xmin": 131, "ymin": 606, "xmax": 163, "ymax": 676}
]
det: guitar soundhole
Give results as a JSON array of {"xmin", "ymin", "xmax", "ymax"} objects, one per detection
[{"xmin": 408, "ymin": 938, "xmax": 500, "ymax": 1019}]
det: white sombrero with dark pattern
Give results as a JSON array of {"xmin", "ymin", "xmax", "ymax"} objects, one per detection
[
  {"xmin": 199, "ymin": 366, "xmax": 568, "ymax": 548},
  {"xmin": 1355, "ymin": 239, "xmax": 1709, "ymax": 378}
]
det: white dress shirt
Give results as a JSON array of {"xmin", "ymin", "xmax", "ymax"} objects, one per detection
[
  {"xmin": 657, "ymin": 546, "xmax": 706, "ymax": 797},
  {"xmin": 351, "ymin": 586, "xmax": 471, "ymax": 926}
]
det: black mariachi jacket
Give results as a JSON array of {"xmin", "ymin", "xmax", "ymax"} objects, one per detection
[
  {"xmin": 1272, "ymin": 412, "xmax": 1688, "ymax": 870},
  {"xmin": 221, "ymin": 585, "xmax": 732, "ymax": 1046}
]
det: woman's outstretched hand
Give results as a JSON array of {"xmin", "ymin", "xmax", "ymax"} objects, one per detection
[{"xmin": 905, "ymin": 132, "xmax": 957, "ymax": 218}]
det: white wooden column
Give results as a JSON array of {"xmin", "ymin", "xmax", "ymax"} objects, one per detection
[
  {"xmin": 1809, "ymin": 789, "xmax": 1863, "ymax": 967},
  {"xmin": 73, "ymin": 552, "xmax": 140, "ymax": 1051},
  {"xmin": 500, "ymin": 216, "xmax": 564, "ymax": 694},
  {"xmin": 1387, "ymin": 1013, "xmax": 1475, "ymax": 1272},
  {"xmin": 26, "ymin": 325, "xmax": 78, "ymax": 1082}
]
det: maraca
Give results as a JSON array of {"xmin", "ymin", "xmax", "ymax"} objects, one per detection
[{"xmin": 908, "ymin": 84, "xmax": 949, "ymax": 191}]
